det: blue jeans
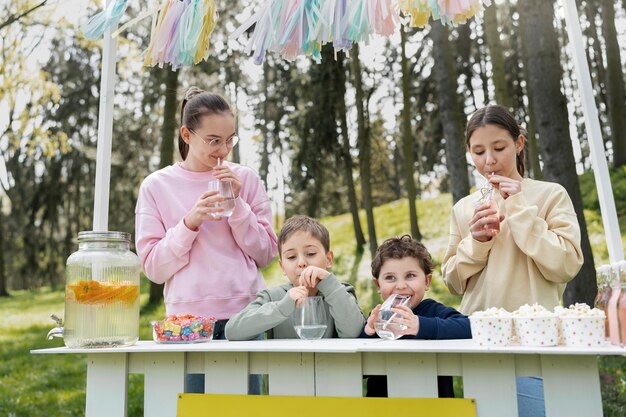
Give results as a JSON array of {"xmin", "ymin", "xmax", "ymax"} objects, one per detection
[
  {"xmin": 186, "ymin": 319, "xmax": 263, "ymax": 394},
  {"xmin": 516, "ymin": 376, "xmax": 545, "ymax": 417}
]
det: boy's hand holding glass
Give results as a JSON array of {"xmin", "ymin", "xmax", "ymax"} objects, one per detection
[
  {"xmin": 298, "ymin": 266, "xmax": 330, "ymax": 289},
  {"xmin": 364, "ymin": 304, "xmax": 382, "ymax": 336},
  {"xmin": 374, "ymin": 294, "xmax": 413, "ymax": 340},
  {"xmin": 184, "ymin": 190, "xmax": 225, "ymax": 231},
  {"xmin": 287, "ymin": 285, "xmax": 308, "ymax": 307},
  {"xmin": 387, "ymin": 304, "xmax": 420, "ymax": 337}
]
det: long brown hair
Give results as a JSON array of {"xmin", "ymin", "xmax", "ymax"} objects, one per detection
[
  {"xmin": 178, "ymin": 87, "xmax": 233, "ymax": 160},
  {"xmin": 465, "ymin": 105, "xmax": 526, "ymax": 177}
]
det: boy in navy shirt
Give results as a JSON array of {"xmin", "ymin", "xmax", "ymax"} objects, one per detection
[{"xmin": 362, "ymin": 235, "xmax": 471, "ymax": 397}]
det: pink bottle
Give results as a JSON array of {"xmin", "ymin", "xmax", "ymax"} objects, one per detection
[
  {"xmin": 607, "ymin": 263, "xmax": 621, "ymax": 345},
  {"xmin": 615, "ymin": 260, "xmax": 626, "ymax": 346}
]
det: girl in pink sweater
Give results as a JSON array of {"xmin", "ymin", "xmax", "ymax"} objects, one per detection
[{"xmin": 135, "ymin": 87, "xmax": 278, "ymax": 329}]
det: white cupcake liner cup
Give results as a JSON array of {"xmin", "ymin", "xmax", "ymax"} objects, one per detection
[
  {"xmin": 514, "ymin": 316, "xmax": 559, "ymax": 346},
  {"xmin": 559, "ymin": 316, "xmax": 606, "ymax": 347},
  {"xmin": 469, "ymin": 315, "xmax": 513, "ymax": 346}
]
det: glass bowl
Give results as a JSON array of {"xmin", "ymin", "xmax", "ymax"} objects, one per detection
[{"xmin": 151, "ymin": 315, "xmax": 215, "ymax": 344}]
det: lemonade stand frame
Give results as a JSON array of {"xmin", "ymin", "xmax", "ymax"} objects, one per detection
[
  {"xmin": 32, "ymin": 338, "xmax": 626, "ymax": 417},
  {"xmin": 32, "ymin": 1, "xmax": 626, "ymax": 416}
]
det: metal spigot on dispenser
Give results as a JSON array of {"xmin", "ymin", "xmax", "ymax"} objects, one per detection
[{"xmin": 47, "ymin": 314, "xmax": 64, "ymax": 340}]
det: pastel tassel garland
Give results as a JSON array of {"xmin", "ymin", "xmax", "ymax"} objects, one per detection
[
  {"xmin": 141, "ymin": 0, "xmax": 218, "ymax": 69},
  {"xmin": 83, "ymin": 0, "xmax": 492, "ymax": 67},
  {"xmin": 232, "ymin": 0, "xmax": 492, "ymax": 64},
  {"xmin": 82, "ymin": 0, "xmax": 129, "ymax": 39},
  {"xmin": 193, "ymin": 0, "xmax": 218, "ymax": 64}
]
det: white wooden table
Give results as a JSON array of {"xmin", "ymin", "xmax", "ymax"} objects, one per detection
[{"xmin": 32, "ymin": 339, "xmax": 625, "ymax": 417}]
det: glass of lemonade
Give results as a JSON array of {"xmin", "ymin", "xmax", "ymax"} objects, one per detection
[{"xmin": 292, "ymin": 296, "xmax": 328, "ymax": 340}]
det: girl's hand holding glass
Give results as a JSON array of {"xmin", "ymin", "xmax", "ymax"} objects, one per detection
[
  {"xmin": 488, "ymin": 174, "xmax": 522, "ymax": 199},
  {"xmin": 212, "ymin": 164, "xmax": 242, "ymax": 198},
  {"xmin": 470, "ymin": 202, "xmax": 504, "ymax": 242},
  {"xmin": 183, "ymin": 190, "xmax": 224, "ymax": 231},
  {"xmin": 207, "ymin": 180, "xmax": 236, "ymax": 218}
]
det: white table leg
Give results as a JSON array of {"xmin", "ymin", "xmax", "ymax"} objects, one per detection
[
  {"xmin": 143, "ymin": 352, "xmax": 185, "ymax": 417},
  {"xmin": 462, "ymin": 354, "xmax": 518, "ymax": 417},
  {"xmin": 541, "ymin": 355, "xmax": 602, "ymax": 417},
  {"xmin": 204, "ymin": 352, "xmax": 249, "ymax": 394},
  {"xmin": 387, "ymin": 353, "xmax": 438, "ymax": 398},
  {"xmin": 86, "ymin": 353, "xmax": 128, "ymax": 417},
  {"xmin": 315, "ymin": 353, "xmax": 363, "ymax": 397},
  {"xmin": 268, "ymin": 352, "xmax": 314, "ymax": 395}
]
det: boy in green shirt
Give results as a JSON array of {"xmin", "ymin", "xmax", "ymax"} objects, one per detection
[{"xmin": 225, "ymin": 215, "xmax": 365, "ymax": 340}]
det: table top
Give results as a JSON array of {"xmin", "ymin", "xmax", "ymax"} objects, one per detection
[{"xmin": 31, "ymin": 338, "xmax": 626, "ymax": 356}]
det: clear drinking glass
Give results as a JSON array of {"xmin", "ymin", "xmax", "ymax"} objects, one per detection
[
  {"xmin": 208, "ymin": 180, "xmax": 236, "ymax": 217},
  {"xmin": 472, "ymin": 173, "xmax": 499, "ymax": 232},
  {"xmin": 374, "ymin": 294, "xmax": 411, "ymax": 340},
  {"xmin": 291, "ymin": 296, "xmax": 328, "ymax": 340}
]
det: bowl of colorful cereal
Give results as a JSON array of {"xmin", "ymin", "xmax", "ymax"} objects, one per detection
[{"xmin": 152, "ymin": 315, "xmax": 215, "ymax": 343}]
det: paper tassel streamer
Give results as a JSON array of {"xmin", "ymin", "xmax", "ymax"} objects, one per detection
[
  {"xmin": 194, "ymin": 0, "xmax": 218, "ymax": 64},
  {"xmin": 142, "ymin": 0, "xmax": 218, "ymax": 69},
  {"xmin": 82, "ymin": 0, "xmax": 130, "ymax": 39},
  {"xmin": 232, "ymin": 0, "xmax": 491, "ymax": 65}
]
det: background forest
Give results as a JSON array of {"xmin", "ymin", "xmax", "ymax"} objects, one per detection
[
  {"xmin": 1, "ymin": 0, "xmax": 626, "ymax": 415},
  {"xmin": 2, "ymin": 0, "xmax": 625, "ymax": 304}
]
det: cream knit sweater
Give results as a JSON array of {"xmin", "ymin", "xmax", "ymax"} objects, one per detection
[{"xmin": 442, "ymin": 178, "xmax": 584, "ymax": 315}]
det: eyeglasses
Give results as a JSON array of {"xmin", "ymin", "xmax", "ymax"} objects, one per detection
[{"xmin": 189, "ymin": 130, "xmax": 239, "ymax": 149}]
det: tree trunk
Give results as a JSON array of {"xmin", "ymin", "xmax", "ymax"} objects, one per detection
[
  {"xmin": 518, "ymin": 12, "xmax": 542, "ymax": 179},
  {"xmin": 600, "ymin": 0, "xmax": 626, "ymax": 167},
  {"xmin": 351, "ymin": 44, "xmax": 377, "ymax": 258},
  {"xmin": 149, "ymin": 69, "xmax": 179, "ymax": 305},
  {"xmin": 583, "ymin": 1, "xmax": 610, "ymax": 147},
  {"xmin": 335, "ymin": 52, "xmax": 366, "ymax": 248},
  {"xmin": 456, "ymin": 24, "xmax": 477, "ymax": 111},
  {"xmin": 259, "ymin": 60, "xmax": 270, "ymax": 188},
  {"xmin": 400, "ymin": 26, "xmax": 421, "ymax": 240},
  {"xmin": 0, "ymin": 210, "xmax": 8, "ymax": 296},
  {"xmin": 430, "ymin": 21, "xmax": 470, "ymax": 203},
  {"xmin": 520, "ymin": 0, "xmax": 596, "ymax": 306},
  {"xmin": 484, "ymin": 4, "xmax": 511, "ymax": 108}
]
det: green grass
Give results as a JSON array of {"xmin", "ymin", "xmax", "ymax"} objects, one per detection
[{"xmin": 1, "ymin": 193, "xmax": 625, "ymax": 416}]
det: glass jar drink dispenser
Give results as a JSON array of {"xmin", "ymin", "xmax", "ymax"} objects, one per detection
[{"xmin": 51, "ymin": 231, "xmax": 140, "ymax": 348}]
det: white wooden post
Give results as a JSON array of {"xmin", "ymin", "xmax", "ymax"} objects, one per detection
[
  {"xmin": 561, "ymin": 0, "xmax": 624, "ymax": 262},
  {"xmin": 92, "ymin": 0, "xmax": 118, "ymax": 232},
  {"xmin": 85, "ymin": 353, "xmax": 128, "ymax": 417}
]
